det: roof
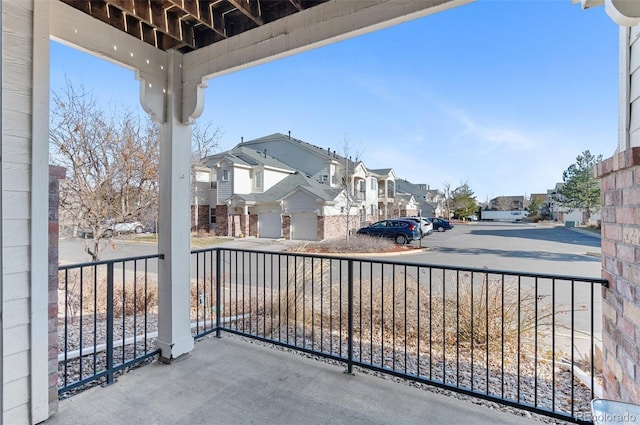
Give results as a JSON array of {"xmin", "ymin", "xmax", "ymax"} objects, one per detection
[
  {"xmin": 396, "ymin": 179, "xmax": 429, "ymax": 198},
  {"xmin": 59, "ymin": 0, "xmax": 330, "ymax": 53},
  {"xmin": 202, "ymin": 145, "xmax": 294, "ymax": 172},
  {"xmin": 242, "ymin": 133, "xmax": 358, "ymax": 168},
  {"xmin": 229, "ymin": 171, "xmax": 342, "ymax": 204}
]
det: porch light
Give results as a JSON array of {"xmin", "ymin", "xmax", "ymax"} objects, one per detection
[{"xmin": 606, "ymin": 0, "xmax": 640, "ymax": 26}]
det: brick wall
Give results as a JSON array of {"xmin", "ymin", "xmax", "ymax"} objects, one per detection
[
  {"xmin": 249, "ymin": 214, "xmax": 258, "ymax": 236},
  {"xmin": 282, "ymin": 215, "xmax": 291, "ymax": 239},
  {"xmin": 48, "ymin": 165, "xmax": 66, "ymax": 415},
  {"xmin": 191, "ymin": 205, "xmax": 210, "ymax": 233},
  {"xmin": 215, "ymin": 204, "xmax": 229, "ymax": 236},
  {"xmin": 320, "ymin": 215, "xmax": 361, "ymax": 240},
  {"xmin": 596, "ymin": 147, "xmax": 640, "ymax": 402}
]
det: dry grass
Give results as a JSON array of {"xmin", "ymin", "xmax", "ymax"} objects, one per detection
[
  {"xmin": 254, "ymin": 258, "xmax": 551, "ymax": 353},
  {"xmin": 287, "ymin": 235, "xmax": 417, "ymax": 254},
  {"xmin": 59, "ymin": 269, "xmax": 158, "ymax": 321}
]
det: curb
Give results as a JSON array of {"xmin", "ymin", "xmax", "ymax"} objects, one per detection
[{"xmin": 566, "ymin": 227, "xmax": 602, "ymax": 239}]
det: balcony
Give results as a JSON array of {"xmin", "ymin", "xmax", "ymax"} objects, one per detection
[
  {"xmin": 46, "ymin": 334, "xmax": 541, "ymax": 425},
  {"xmin": 49, "ymin": 248, "xmax": 606, "ymax": 424}
]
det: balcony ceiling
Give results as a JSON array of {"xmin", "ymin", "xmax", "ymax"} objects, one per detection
[{"xmin": 59, "ymin": 0, "xmax": 330, "ymax": 53}]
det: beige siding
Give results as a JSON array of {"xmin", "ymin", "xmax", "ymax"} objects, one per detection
[
  {"xmin": 3, "ymin": 272, "xmax": 30, "ymax": 302},
  {"xmin": 4, "ymin": 377, "xmax": 29, "ymax": 418},
  {"xmin": 3, "ymin": 324, "xmax": 30, "ymax": 357},
  {"xmin": 3, "ymin": 0, "xmax": 35, "ymax": 422}
]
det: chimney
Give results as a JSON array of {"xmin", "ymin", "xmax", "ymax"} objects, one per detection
[
  {"xmin": 263, "ymin": 149, "xmax": 267, "ymax": 158},
  {"xmin": 241, "ymin": 137, "xmax": 243, "ymax": 144},
  {"xmin": 288, "ymin": 131, "xmax": 291, "ymax": 139}
]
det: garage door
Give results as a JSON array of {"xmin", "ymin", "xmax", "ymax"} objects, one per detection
[
  {"xmin": 291, "ymin": 214, "xmax": 318, "ymax": 241},
  {"xmin": 258, "ymin": 212, "xmax": 281, "ymax": 238}
]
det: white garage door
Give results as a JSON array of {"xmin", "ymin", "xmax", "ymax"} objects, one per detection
[
  {"xmin": 258, "ymin": 212, "xmax": 281, "ymax": 238},
  {"xmin": 291, "ymin": 214, "xmax": 318, "ymax": 241}
]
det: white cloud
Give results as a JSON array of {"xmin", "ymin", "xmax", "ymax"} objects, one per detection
[{"xmin": 449, "ymin": 109, "xmax": 538, "ymax": 152}]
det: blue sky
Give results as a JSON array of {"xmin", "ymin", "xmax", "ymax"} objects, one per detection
[{"xmin": 50, "ymin": 0, "xmax": 619, "ymax": 203}]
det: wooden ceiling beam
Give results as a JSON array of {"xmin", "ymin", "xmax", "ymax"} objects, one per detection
[
  {"xmin": 163, "ymin": 0, "xmax": 227, "ymax": 39},
  {"xmin": 59, "ymin": 0, "xmax": 332, "ymax": 52},
  {"xmin": 227, "ymin": 0, "xmax": 264, "ymax": 26},
  {"xmin": 288, "ymin": 0, "xmax": 302, "ymax": 12}
]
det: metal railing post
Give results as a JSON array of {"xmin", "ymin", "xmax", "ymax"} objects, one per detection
[
  {"xmin": 345, "ymin": 259, "xmax": 354, "ymax": 375},
  {"xmin": 216, "ymin": 248, "xmax": 222, "ymax": 338},
  {"xmin": 104, "ymin": 262, "xmax": 115, "ymax": 386}
]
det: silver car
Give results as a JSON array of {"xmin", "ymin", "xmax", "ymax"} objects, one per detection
[{"xmin": 399, "ymin": 217, "xmax": 433, "ymax": 238}]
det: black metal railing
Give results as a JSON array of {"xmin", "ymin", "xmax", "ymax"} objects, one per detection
[
  {"xmin": 57, "ymin": 254, "xmax": 162, "ymax": 395},
  {"xmin": 191, "ymin": 247, "xmax": 607, "ymax": 424},
  {"xmin": 59, "ymin": 247, "xmax": 607, "ymax": 423}
]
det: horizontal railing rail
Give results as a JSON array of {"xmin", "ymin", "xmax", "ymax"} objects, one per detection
[
  {"xmin": 59, "ymin": 247, "xmax": 607, "ymax": 423},
  {"xmin": 191, "ymin": 247, "xmax": 608, "ymax": 424}
]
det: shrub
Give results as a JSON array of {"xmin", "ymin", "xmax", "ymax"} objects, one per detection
[
  {"xmin": 59, "ymin": 270, "xmax": 158, "ymax": 320},
  {"xmin": 288, "ymin": 235, "xmax": 404, "ymax": 254}
]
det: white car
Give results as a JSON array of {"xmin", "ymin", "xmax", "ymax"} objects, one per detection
[
  {"xmin": 399, "ymin": 217, "xmax": 433, "ymax": 238},
  {"xmin": 107, "ymin": 221, "xmax": 145, "ymax": 236}
]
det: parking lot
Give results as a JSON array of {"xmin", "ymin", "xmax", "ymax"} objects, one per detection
[
  {"xmin": 394, "ymin": 221, "xmax": 601, "ymax": 277},
  {"xmin": 60, "ymin": 221, "xmax": 602, "ymax": 278}
]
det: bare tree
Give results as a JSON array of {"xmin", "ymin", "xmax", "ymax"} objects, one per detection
[
  {"xmin": 191, "ymin": 122, "xmax": 222, "ymax": 232},
  {"xmin": 494, "ymin": 197, "xmax": 513, "ymax": 211},
  {"xmin": 442, "ymin": 182, "xmax": 452, "ymax": 219},
  {"xmin": 191, "ymin": 121, "xmax": 222, "ymax": 161},
  {"xmin": 339, "ymin": 137, "xmax": 365, "ymax": 241},
  {"xmin": 50, "ymin": 80, "xmax": 160, "ymax": 260}
]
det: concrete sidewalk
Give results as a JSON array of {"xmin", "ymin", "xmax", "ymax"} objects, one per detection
[{"xmin": 46, "ymin": 336, "xmax": 545, "ymax": 425}]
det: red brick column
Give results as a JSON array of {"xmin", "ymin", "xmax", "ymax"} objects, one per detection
[
  {"xmin": 48, "ymin": 165, "xmax": 66, "ymax": 415},
  {"xmin": 596, "ymin": 147, "xmax": 640, "ymax": 402},
  {"xmin": 215, "ymin": 205, "xmax": 229, "ymax": 236},
  {"xmin": 282, "ymin": 215, "xmax": 291, "ymax": 239},
  {"xmin": 191, "ymin": 205, "xmax": 210, "ymax": 233},
  {"xmin": 249, "ymin": 214, "xmax": 258, "ymax": 236}
]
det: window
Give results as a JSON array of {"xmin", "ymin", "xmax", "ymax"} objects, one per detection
[
  {"xmin": 359, "ymin": 180, "xmax": 366, "ymax": 193},
  {"xmin": 370, "ymin": 178, "xmax": 376, "ymax": 190},
  {"xmin": 255, "ymin": 170, "xmax": 262, "ymax": 189},
  {"xmin": 210, "ymin": 207, "xmax": 216, "ymax": 224},
  {"xmin": 222, "ymin": 169, "xmax": 229, "ymax": 181}
]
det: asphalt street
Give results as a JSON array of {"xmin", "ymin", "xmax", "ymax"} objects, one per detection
[{"xmin": 60, "ymin": 222, "xmax": 601, "ymax": 278}]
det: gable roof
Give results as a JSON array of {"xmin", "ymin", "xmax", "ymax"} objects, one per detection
[
  {"xmin": 244, "ymin": 133, "xmax": 343, "ymax": 160},
  {"xmin": 202, "ymin": 145, "xmax": 294, "ymax": 172},
  {"xmin": 370, "ymin": 168, "xmax": 397, "ymax": 180},
  {"xmin": 396, "ymin": 179, "xmax": 429, "ymax": 198},
  {"xmin": 229, "ymin": 171, "xmax": 343, "ymax": 204}
]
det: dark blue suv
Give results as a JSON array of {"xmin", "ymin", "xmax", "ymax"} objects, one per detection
[
  {"xmin": 356, "ymin": 219, "xmax": 421, "ymax": 244},
  {"xmin": 428, "ymin": 217, "xmax": 454, "ymax": 232}
]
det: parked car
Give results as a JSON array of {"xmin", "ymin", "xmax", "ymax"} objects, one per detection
[
  {"xmin": 79, "ymin": 221, "xmax": 145, "ymax": 238},
  {"xmin": 427, "ymin": 217, "xmax": 454, "ymax": 232},
  {"xmin": 399, "ymin": 217, "xmax": 433, "ymax": 237},
  {"xmin": 108, "ymin": 221, "xmax": 145, "ymax": 236},
  {"xmin": 356, "ymin": 219, "xmax": 421, "ymax": 244}
]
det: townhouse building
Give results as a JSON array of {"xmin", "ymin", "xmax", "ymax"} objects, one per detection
[{"xmin": 195, "ymin": 133, "xmax": 423, "ymax": 240}]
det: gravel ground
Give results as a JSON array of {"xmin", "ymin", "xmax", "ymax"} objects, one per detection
[{"xmin": 58, "ymin": 315, "xmax": 592, "ymax": 424}]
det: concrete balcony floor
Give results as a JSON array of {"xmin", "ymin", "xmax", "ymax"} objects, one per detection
[{"xmin": 46, "ymin": 335, "xmax": 544, "ymax": 425}]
